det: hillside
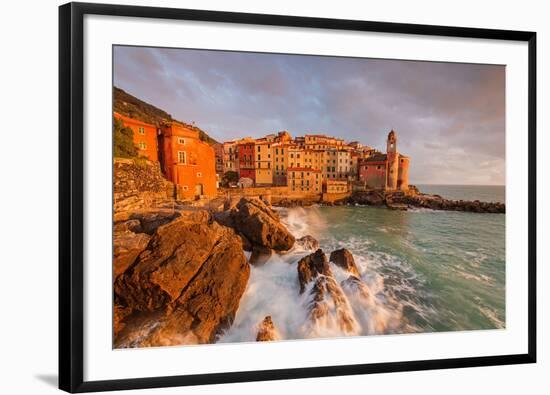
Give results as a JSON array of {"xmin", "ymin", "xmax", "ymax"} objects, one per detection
[{"xmin": 113, "ymin": 87, "xmax": 218, "ymax": 145}]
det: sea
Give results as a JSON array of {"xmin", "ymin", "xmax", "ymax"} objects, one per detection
[{"xmin": 220, "ymin": 185, "xmax": 505, "ymax": 343}]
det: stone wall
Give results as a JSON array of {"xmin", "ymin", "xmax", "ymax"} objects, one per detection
[
  {"xmin": 113, "ymin": 158, "xmax": 175, "ymax": 212},
  {"xmin": 322, "ymin": 191, "xmax": 352, "ymax": 203}
]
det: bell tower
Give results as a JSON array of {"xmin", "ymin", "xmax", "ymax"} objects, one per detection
[{"xmin": 386, "ymin": 130, "xmax": 398, "ymax": 190}]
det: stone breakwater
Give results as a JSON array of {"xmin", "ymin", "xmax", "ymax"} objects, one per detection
[{"xmin": 344, "ymin": 190, "xmax": 505, "ymax": 213}]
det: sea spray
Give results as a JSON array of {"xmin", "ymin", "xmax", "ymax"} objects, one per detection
[{"xmin": 219, "ymin": 206, "xmax": 422, "ymax": 343}]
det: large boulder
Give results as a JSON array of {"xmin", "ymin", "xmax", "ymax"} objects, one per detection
[
  {"xmin": 229, "ymin": 197, "xmax": 295, "ymax": 251},
  {"xmin": 114, "ymin": 216, "xmax": 249, "ymax": 346},
  {"xmin": 348, "ymin": 191, "xmax": 385, "ymax": 206},
  {"xmin": 128, "ymin": 210, "xmax": 182, "ymax": 235},
  {"xmin": 256, "ymin": 316, "xmax": 279, "ymax": 341},
  {"xmin": 113, "ymin": 231, "xmax": 151, "ymax": 279},
  {"xmin": 138, "ymin": 234, "xmax": 250, "ymax": 345},
  {"xmin": 329, "ymin": 248, "xmax": 360, "ymax": 277},
  {"xmin": 341, "ymin": 275, "xmax": 370, "ymax": 300},
  {"xmin": 297, "ymin": 249, "xmax": 332, "ymax": 293},
  {"xmin": 296, "ymin": 235, "xmax": 320, "ymax": 251},
  {"xmin": 305, "ymin": 276, "xmax": 359, "ymax": 335}
]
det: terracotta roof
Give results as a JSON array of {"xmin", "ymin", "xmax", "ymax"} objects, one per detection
[{"xmin": 364, "ymin": 154, "xmax": 388, "ymax": 162}]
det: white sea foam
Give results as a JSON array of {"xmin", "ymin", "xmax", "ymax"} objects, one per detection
[{"xmin": 219, "ymin": 207, "xmax": 423, "ymax": 343}]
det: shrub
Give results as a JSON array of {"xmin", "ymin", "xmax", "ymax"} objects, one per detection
[{"xmin": 113, "ymin": 117, "xmax": 138, "ymax": 158}]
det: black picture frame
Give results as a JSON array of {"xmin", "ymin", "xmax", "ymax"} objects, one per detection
[{"xmin": 59, "ymin": 2, "xmax": 537, "ymax": 393}]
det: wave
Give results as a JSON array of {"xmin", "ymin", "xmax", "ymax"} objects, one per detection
[{"xmin": 219, "ymin": 207, "xmax": 429, "ymax": 343}]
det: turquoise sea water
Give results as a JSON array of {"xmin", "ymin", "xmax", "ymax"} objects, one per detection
[{"xmin": 221, "ymin": 185, "xmax": 505, "ymax": 342}]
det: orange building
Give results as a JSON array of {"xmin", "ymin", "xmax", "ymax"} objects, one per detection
[
  {"xmin": 114, "ymin": 112, "xmax": 159, "ymax": 161},
  {"xmin": 159, "ymin": 121, "xmax": 217, "ymax": 199}
]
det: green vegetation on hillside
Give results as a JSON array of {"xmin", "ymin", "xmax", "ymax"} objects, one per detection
[
  {"xmin": 113, "ymin": 117, "xmax": 138, "ymax": 158},
  {"xmin": 114, "ymin": 87, "xmax": 218, "ymax": 145}
]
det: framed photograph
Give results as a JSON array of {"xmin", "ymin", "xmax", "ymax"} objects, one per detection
[{"xmin": 59, "ymin": 2, "xmax": 537, "ymax": 393}]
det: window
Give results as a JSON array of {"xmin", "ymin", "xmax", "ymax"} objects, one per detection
[
  {"xmin": 290, "ymin": 153, "xmax": 294, "ymax": 158},
  {"xmin": 177, "ymin": 151, "xmax": 186, "ymax": 164},
  {"xmin": 177, "ymin": 137, "xmax": 185, "ymax": 145},
  {"xmin": 138, "ymin": 127, "xmax": 145, "ymax": 135},
  {"xmin": 197, "ymin": 172, "xmax": 202, "ymax": 177},
  {"xmin": 257, "ymin": 146, "xmax": 261, "ymax": 152},
  {"xmin": 258, "ymin": 154, "xmax": 261, "ymax": 161},
  {"xmin": 138, "ymin": 142, "xmax": 147, "ymax": 150},
  {"xmin": 282, "ymin": 149, "xmax": 284, "ymax": 154},
  {"xmin": 268, "ymin": 162, "xmax": 271, "ymax": 169},
  {"xmin": 377, "ymin": 165, "xmax": 381, "ymax": 170}
]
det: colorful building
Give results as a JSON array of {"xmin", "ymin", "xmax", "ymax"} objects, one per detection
[
  {"xmin": 212, "ymin": 143, "xmax": 224, "ymax": 176},
  {"xmin": 358, "ymin": 130, "xmax": 410, "ymax": 191},
  {"xmin": 325, "ymin": 179, "xmax": 349, "ymax": 193},
  {"xmin": 255, "ymin": 139, "xmax": 273, "ymax": 186},
  {"xmin": 114, "ymin": 112, "xmax": 159, "ymax": 161},
  {"xmin": 159, "ymin": 121, "xmax": 217, "ymax": 199},
  {"xmin": 288, "ymin": 167, "xmax": 322, "ymax": 193},
  {"xmin": 272, "ymin": 142, "xmax": 289, "ymax": 186},
  {"xmin": 222, "ymin": 141, "xmax": 239, "ymax": 173},
  {"xmin": 237, "ymin": 139, "xmax": 256, "ymax": 182}
]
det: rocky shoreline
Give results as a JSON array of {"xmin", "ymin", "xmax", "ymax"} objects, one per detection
[
  {"xmin": 113, "ymin": 185, "xmax": 503, "ymax": 347},
  {"xmin": 113, "ymin": 195, "xmax": 386, "ymax": 347},
  {"xmin": 273, "ymin": 189, "xmax": 505, "ymax": 214},
  {"xmin": 346, "ymin": 190, "xmax": 505, "ymax": 213}
]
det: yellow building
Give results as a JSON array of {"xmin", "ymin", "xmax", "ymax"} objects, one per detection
[
  {"xmin": 326, "ymin": 179, "xmax": 349, "ymax": 193},
  {"xmin": 288, "ymin": 145, "xmax": 305, "ymax": 168},
  {"xmin": 272, "ymin": 142, "xmax": 289, "ymax": 186},
  {"xmin": 255, "ymin": 139, "xmax": 273, "ymax": 186},
  {"xmin": 303, "ymin": 149, "xmax": 324, "ymax": 171},
  {"xmin": 288, "ymin": 167, "xmax": 322, "ymax": 194}
]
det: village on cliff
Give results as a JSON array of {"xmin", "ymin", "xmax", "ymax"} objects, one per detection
[{"xmin": 114, "ymin": 111, "xmax": 411, "ymax": 205}]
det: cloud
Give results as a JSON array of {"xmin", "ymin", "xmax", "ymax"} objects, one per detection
[{"xmin": 114, "ymin": 46, "xmax": 506, "ymax": 185}]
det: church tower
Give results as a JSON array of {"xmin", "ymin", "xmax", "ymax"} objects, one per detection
[{"xmin": 386, "ymin": 130, "xmax": 399, "ymax": 190}]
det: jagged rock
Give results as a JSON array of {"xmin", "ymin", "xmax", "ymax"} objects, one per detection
[
  {"xmin": 114, "ymin": 216, "xmax": 249, "ymax": 346},
  {"xmin": 115, "ymin": 216, "xmax": 245, "ymax": 312},
  {"xmin": 249, "ymin": 245, "xmax": 273, "ymax": 266},
  {"xmin": 113, "ymin": 304, "xmax": 133, "ymax": 338},
  {"xmin": 113, "ymin": 219, "xmax": 142, "ymax": 233},
  {"xmin": 256, "ymin": 316, "xmax": 279, "ymax": 341},
  {"xmin": 113, "ymin": 231, "xmax": 151, "ymax": 279},
  {"xmin": 296, "ymin": 235, "xmax": 320, "ymax": 251},
  {"xmin": 129, "ymin": 210, "xmax": 181, "ymax": 235},
  {"xmin": 341, "ymin": 275, "xmax": 370, "ymax": 300},
  {"xmin": 297, "ymin": 249, "xmax": 332, "ymax": 293},
  {"xmin": 137, "ymin": 233, "xmax": 250, "ymax": 345},
  {"xmin": 390, "ymin": 193, "xmax": 505, "ymax": 214},
  {"xmin": 348, "ymin": 190, "xmax": 385, "ymax": 206},
  {"xmin": 229, "ymin": 197, "xmax": 295, "ymax": 251},
  {"xmin": 329, "ymin": 248, "xmax": 360, "ymax": 277},
  {"xmin": 306, "ymin": 276, "xmax": 359, "ymax": 334}
]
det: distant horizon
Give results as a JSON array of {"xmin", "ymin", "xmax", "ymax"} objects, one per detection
[{"xmin": 114, "ymin": 46, "xmax": 505, "ymax": 185}]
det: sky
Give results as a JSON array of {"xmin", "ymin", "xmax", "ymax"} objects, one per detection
[{"xmin": 114, "ymin": 45, "xmax": 505, "ymax": 185}]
